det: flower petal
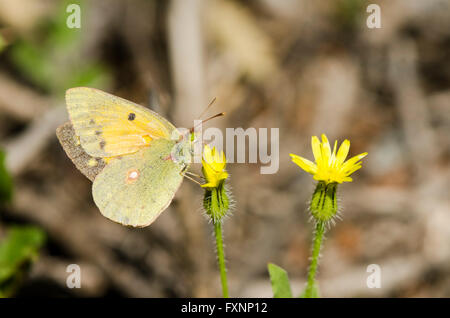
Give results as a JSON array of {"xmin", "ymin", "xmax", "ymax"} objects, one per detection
[
  {"xmin": 311, "ymin": 136, "xmax": 322, "ymax": 166},
  {"xmin": 202, "ymin": 145, "xmax": 228, "ymax": 188},
  {"xmin": 336, "ymin": 139, "xmax": 350, "ymax": 166},
  {"xmin": 330, "ymin": 140, "xmax": 338, "ymax": 166},
  {"xmin": 321, "ymin": 134, "xmax": 331, "ymax": 164},
  {"xmin": 341, "ymin": 152, "xmax": 367, "ymax": 171},
  {"xmin": 342, "ymin": 176, "xmax": 353, "ymax": 182},
  {"xmin": 290, "ymin": 153, "xmax": 317, "ymax": 174},
  {"xmin": 344, "ymin": 164, "xmax": 362, "ymax": 176},
  {"xmin": 203, "ymin": 145, "xmax": 213, "ymax": 163}
]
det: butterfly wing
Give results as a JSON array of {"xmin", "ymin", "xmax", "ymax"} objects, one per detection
[
  {"xmin": 56, "ymin": 121, "xmax": 108, "ymax": 181},
  {"xmin": 65, "ymin": 87, "xmax": 178, "ymax": 158},
  {"xmin": 92, "ymin": 138, "xmax": 186, "ymax": 227}
]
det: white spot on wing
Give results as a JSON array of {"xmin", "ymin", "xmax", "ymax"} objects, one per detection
[
  {"xmin": 129, "ymin": 171, "xmax": 138, "ymax": 179},
  {"xmin": 126, "ymin": 169, "xmax": 140, "ymax": 183}
]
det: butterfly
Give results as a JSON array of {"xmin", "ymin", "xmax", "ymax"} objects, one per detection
[{"xmin": 56, "ymin": 87, "xmax": 193, "ymax": 227}]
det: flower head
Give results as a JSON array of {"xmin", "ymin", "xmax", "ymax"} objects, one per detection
[
  {"xmin": 201, "ymin": 145, "xmax": 228, "ymax": 188},
  {"xmin": 201, "ymin": 145, "xmax": 230, "ymax": 222},
  {"xmin": 290, "ymin": 134, "xmax": 367, "ymax": 184}
]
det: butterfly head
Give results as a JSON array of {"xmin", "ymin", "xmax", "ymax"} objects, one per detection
[
  {"xmin": 169, "ymin": 111, "xmax": 225, "ymax": 167},
  {"xmin": 169, "ymin": 130, "xmax": 194, "ymax": 167}
]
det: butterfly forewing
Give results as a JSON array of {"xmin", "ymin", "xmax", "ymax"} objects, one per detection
[{"xmin": 65, "ymin": 87, "xmax": 178, "ymax": 158}]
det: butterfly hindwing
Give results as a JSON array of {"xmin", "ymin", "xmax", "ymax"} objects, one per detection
[
  {"xmin": 92, "ymin": 138, "xmax": 186, "ymax": 227},
  {"xmin": 65, "ymin": 87, "xmax": 178, "ymax": 158},
  {"xmin": 56, "ymin": 121, "xmax": 108, "ymax": 181}
]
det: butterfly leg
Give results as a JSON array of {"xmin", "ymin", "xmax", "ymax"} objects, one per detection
[
  {"xmin": 180, "ymin": 167, "xmax": 204, "ymax": 185},
  {"xmin": 184, "ymin": 170, "xmax": 204, "ymax": 179},
  {"xmin": 183, "ymin": 173, "xmax": 203, "ymax": 186}
]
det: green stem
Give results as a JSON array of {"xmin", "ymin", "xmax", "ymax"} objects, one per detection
[
  {"xmin": 305, "ymin": 221, "xmax": 325, "ymax": 298},
  {"xmin": 214, "ymin": 221, "xmax": 229, "ymax": 298}
]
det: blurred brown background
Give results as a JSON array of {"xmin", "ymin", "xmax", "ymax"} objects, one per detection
[{"xmin": 0, "ymin": 0, "xmax": 449, "ymax": 297}]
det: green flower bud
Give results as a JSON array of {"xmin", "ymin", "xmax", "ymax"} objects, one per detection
[
  {"xmin": 203, "ymin": 181, "xmax": 229, "ymax": 223},
  {"xmin": 310, "ymin": 181, "xmax": 338, "ymax": 222}
]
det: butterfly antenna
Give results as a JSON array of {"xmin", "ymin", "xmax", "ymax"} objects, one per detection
[
  {"xmin": 190, "ymin": 112, "xmax": 225, "ymax": 133},
  {"xmin": 197, "ymin": 97, "xmax": 217, "ymax": 120}
]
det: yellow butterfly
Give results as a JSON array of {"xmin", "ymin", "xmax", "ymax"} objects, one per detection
[{"xmin": 57, "ymin": 87, "xmax": 192, "ymax": 227}]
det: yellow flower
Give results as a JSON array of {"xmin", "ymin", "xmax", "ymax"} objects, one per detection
[
  {"xmin": 290, "ymin": 134, "xmax": 367, "ymax": 184},
  {"xmin": 201, "ymin": 145, "xmax": 228, "ymax": 188}
]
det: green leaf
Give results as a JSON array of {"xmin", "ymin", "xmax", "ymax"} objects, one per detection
[
  {"xmin": 0, "ymin": 149, "xmax": 13, "ymax": 203},
  {"xmin": 10, "ymin": 40, "xmax": 54, "ymax": 91},
  {"xmin": 66, "ymin": 63, "xmax": 110, "ymax": 89},
  {"xmin": 268, "ymin": 263, "xmax": 292, "ymax": 298},
  {"xmin": 0, "ymin": 226, "xmax": 46, "ymax": 297}
]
